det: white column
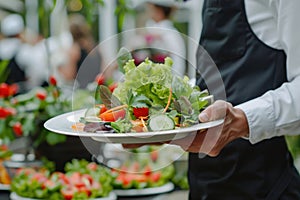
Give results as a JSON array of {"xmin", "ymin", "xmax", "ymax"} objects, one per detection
[
  {"xmin": 25, "ymin": 0, "xmax": 39, "ymax": 38},
  {"xmin": 187, "ymin": 0, "xmax": 203, "ymax": 81},
  {"xmin": 99, "ymin": 0, "xmax": 118, "ymax": 64}
]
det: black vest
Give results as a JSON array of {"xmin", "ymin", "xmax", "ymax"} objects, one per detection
[{"xmin": 190, "ymin": 0, "xmax": 300, "ymax": 199}]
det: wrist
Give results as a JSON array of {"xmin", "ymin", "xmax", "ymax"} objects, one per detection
[{"xmin": 234, "ymin": 108, "xmax": 250, "ymax": 138}]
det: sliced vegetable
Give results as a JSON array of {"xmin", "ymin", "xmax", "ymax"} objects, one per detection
[
  {"xmin": 133, "ymin": 107, "xmax": 149, "ymax": 118},
  {"xmin": 100, "ymin": 109, "xmax": 126, "ymax": 122},
  {"xmin": 148, "ymin": 114, "xmax": 175, "ymax": 131}
]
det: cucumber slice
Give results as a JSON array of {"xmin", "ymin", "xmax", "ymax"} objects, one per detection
[{"xmin": 148, "ymin": 114, "xmax": 175, "ymax": 131}]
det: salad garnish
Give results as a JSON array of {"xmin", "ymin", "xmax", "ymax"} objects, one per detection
[{"xmin": 73, "ymin": 49, "xmax": 211, "ymax": 133}]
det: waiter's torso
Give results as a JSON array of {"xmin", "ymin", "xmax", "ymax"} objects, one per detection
[{"xmin": 191, "ymin": 0, "xmax": 299, "ymax": 199}]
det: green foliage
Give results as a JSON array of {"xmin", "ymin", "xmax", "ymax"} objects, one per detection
[
  {"xmin": 0, "ymin": 84, "xmax": 71, "ymax": 147},
  {"xmin": 0, "ymin": 60, "xmax": 9, "ymax": 83}
]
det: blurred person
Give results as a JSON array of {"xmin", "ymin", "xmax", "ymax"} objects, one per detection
[
  {"xmin": 0, "ymin": 14, "xmax": 27, "ymax": 91},
  {"xmin": 68, "ymin": 14, "xmax": 103, "ymax": 89},
  {"xmin": 0, "ymin": 14, "xmax": 50, "ymax": 91},
  {"xmin": 145, "ymin": 1, "xmax": 186, "ymax": 77}
]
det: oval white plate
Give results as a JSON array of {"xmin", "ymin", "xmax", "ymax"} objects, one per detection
[
  {"xmin": 113, "ymin": 182, "xmax": 174, "ymax": 196},
  {"xmin": 44, "ymin": 109, "xmax": 224, "ymax": 144},
  {"xmin": 0, "ymin": 183, "xmax": 10, "ymax": 190}
]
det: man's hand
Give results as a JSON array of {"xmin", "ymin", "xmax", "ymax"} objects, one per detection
[
  {"xmin": 171, "ymin": 100, "xmax": 249, "ymax": 156},
  {"xmin": 123, "ymin": 100, "xmax": 249, "ymax": 157}
]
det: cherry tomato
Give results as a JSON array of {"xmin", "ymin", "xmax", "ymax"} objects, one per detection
[
  {"xmin": 150, "ymin": 172, "xmax": 161, "ymax": 183},
  {"xmin": 31, "ymin": 172, "xmax": 48, "ymax": 184},
  {"xmin": 134, "ymin": 174, "xmax": 148, "ymax": 183},
  {"xmin": 61, "ymin": 186, "xmax": 77, "ymax": 200},
  {"xmin": 143, "ymin": 165, "xmax": 152, "ymax": 176},
  {"xmin": 69, "ymin": 172, "xmax": 85, "ymax": 188},
  {"xmin": 133, "ymin": 107, "xmax": 149, "ymax": 118},
  {"xmin": 42, "ymin": 180, "xmax": 58, "ymax": 190},
  {"xmin": 13, "ymin": 122, "xmax": 23, "ymax": 136},
  {"xmin": 36, "ymin": 91, "xmax": 47, "ymax": 101},
  {"xmin": 81, "ymin": 174, "xmax": 93, "ymax": 185},
  {"xmin": 99, "ymin": 109, "xmax": 126, "ymax": 122},
  {"xmin": 95, "ymin": 104, "xmax": 108, "ymax": 114},
  {"xmin": 87, "ymin": 163, "xmax": 98, "ymax": 171},
  {"xmin": 150, "ymin": 150, "xmax": 159, "ymax": 162},
  {"xmin": 78, "ymin": 185, "xmax": 91, "ymax": 196}
]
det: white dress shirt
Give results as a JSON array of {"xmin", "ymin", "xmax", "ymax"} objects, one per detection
[{"xmin": 236, "ymin": 0, "xmax": 300, "ymax": 144}]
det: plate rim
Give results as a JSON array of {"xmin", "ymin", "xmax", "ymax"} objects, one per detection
[
  {"xmin": 113, "ymin": 182, "xmax": 174, "ymax": 196},
  {"xmin": 0, "ymin": 183, "xmax": 10, "ymax": 191},
  {"xmin": 44, "ymin": 109, "xmax": 224, "ymax": 140}
]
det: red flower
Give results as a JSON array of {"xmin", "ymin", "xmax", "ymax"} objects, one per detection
[
  {"xmin": 5, "ymin": 107, "xmax": 16, "ymax": 116},
  {"xmin": 9, "ymin": 84, "xmax": 19, "ymax": 96},
  {"xmin": 49, "ymin": 76, "xmax": 57, "ymax": 86},
  {"xmin": 108, "ymin": 83, "xmax": 118, "ymax": 92},
  {"xmin": 0, "ymin": 107, "xmax": 13, "ymax": 119},
  {"xmin": 36, "ymin": 91, "xmax": 47, "ymax": 101},
  {"xmin": 0, "ymin": 83, "xmax": 18, "ymax": 98},
  {"xmin": 0, "ymin": 83, "xmax": 10, "ymax": 98},
  {"xmin": 95, "ymin": 74, "xmax": 105, "ymax": 85},
  {"xmin": 13, "ymin": 122, "xmax": 23, "ymax": 136}
]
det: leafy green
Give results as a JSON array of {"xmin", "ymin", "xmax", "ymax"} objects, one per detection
[
  {"xmin": 117, "ymin": 47, "xmax": 133, "ymax": 73},
  {"xmin": 111, "ymin": 119, "xmax": 133, "ymax": 133},
  {"xmin": 113, "ymin": 58, "xmax": 173, "ymax": 105}
]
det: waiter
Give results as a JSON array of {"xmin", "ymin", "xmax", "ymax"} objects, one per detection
[{"xmin": 172, "ymin": 0, "xmax": 300, "ymax": 199}]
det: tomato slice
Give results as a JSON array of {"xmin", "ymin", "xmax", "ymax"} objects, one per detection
[
  {"xmin": 61, "ymin": 186, "xmax": 77, "ymax": 200},
  {"xmin": 99, "ymin": 109, "xmax": 126, "ymax": 122},
  {"xmin": 133, "ymin": 107, "xmax": 149, "ymax": 118},
  {"xmin": 95, "ymin": 104, "xmax": 107, "ymax": 114}
]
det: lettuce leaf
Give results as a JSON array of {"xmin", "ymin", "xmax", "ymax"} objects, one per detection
[{"xmin": 113, "ymin": 58, "xmax": 173, "ymax": 106}]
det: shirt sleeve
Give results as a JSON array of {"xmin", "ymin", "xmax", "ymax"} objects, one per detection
[{"xmin": 236, "ymin": 0, "xmax": 300, "ymax": 144}]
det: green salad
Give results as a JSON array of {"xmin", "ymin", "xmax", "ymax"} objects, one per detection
[{"xmin": 78, "ymin": 50, "xmax": 211, "ymax": 134}]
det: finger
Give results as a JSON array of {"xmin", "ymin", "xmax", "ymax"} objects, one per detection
[{"xmin": 199, "ymin": 100, "xmax": 229, "ymax": 122}]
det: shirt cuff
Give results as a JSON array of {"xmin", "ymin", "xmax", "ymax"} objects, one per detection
[{"xmin": 235, "ymin": 97, "xmax": 276, "ymax": 144}]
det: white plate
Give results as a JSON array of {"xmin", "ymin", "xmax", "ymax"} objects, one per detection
[
  {"xmin": 10, "ymin": 192, "xmax": 117, "ymax": 200},
  {"xmin": 44, "ymin": 109, "xmax": 224, "ymax": 144},
  {"xmin": 113, "ymin": 182, "xmax": 174, "ymax": 196},
  {"xmin": 0, "ymin": 183, "xmax": 10, "ymax": 190}
]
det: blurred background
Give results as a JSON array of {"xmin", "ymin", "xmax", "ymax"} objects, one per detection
[{"xmin": 0, "ymin": 0, "xmax": 300, "ymax": 199}]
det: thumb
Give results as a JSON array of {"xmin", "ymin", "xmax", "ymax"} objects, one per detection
[
  {"xmin": 198, "ymin": 100, "xmax": 228, "ymax": 122},
  {"xmin": 199, "ymin": 112, "xmax": 209, "ymax": 122}
]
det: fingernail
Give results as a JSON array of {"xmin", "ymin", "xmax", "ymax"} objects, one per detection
[{"xmin": 199, "ymin": 113, "xmax": 209, "ymax": 122}]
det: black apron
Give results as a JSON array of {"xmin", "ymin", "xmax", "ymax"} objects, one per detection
[{"xmin": 191, "ymin": 0, "xmax": 300, "ymax": 199}]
